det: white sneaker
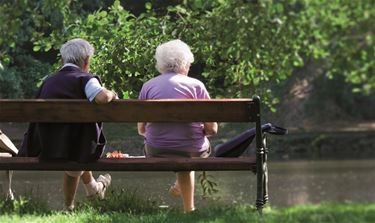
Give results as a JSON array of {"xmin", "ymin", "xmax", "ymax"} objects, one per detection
[{"xmin": 96, "ymin": 174, "xmax": 111, "ymax": 199}]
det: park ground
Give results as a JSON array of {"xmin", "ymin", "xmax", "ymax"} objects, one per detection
[
  {"xmin": 1, "ymin": 192, "xmax": 375, "ymax": 223},
  {"xmin": 0, "ymin": 203, "xmax": 374, "ymax": 223}
]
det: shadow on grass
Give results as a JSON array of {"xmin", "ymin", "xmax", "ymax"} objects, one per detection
[{"xmin": 76, "ymin": 187, "xmax": 159, "ymax": 214}]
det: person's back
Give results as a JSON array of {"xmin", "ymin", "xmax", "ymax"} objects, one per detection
[
  {"xmin": 26, "ymin": 65, "xmax": 105, "ymax": 162},
  {"xmin": 138, "ymin": 39, "xmax": 218, "ymax": 213},
  {"xmin": 140, "ymin": 72, "xmax": 210, "ymax": 152},
  {"xmin": 39, "ymin": 66, "xmax": 93, "ymax": 99},
  {"xmin": 19, "ymin": 38, "xmax": 118, "ymax": 211},
  {"xmin": 141, "ymin": 72, "xmax": 207, "ymax": 99}
]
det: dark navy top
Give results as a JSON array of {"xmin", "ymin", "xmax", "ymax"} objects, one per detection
[{"xmin": 19, "ymin": 66, "xmax": 106, "ymax": 162}]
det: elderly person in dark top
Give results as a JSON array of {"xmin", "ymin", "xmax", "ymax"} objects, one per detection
[
  {"xmin": 138, "ymin": 39, "xmax": 218, "ymax": 213},
  {"xmin": 19, "ymin": 38, "xmax": 118, "ymax": 211}
]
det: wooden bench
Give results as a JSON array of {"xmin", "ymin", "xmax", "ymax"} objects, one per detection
[{"xmin": 0, "ymin": 96, "xmax": 269, "ymax": 212}]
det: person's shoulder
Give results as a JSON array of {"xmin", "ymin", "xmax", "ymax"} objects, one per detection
[
  {"xmin": 76, "ymin": 70, "xmax": 94, "ymax": 77},
  {"xmin": 43, "ymin": 74, "xmax": 54, "ymax": 83},
  {"xmin": 184, "ymin": 75, "xmax": 206, "ymax": 88},
  {"xmin": 74, "ymin": 71, "xmax": 98, "ymax": 82},
  {"xmin": 143, "ymin": 75, "xmax": 160, "ymax": 86},
  {"xmin": 42, "ymin": 70, "xmax": 61, "ymax": 84},
  {"xmin": 64, "ymin": 70, "xmax": 98, "ymax": 88},
  {"xmin": 139, "ymin": 75, "xmax": 160, "ymax": 99}
]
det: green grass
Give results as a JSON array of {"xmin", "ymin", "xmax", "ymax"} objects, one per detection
[
  {"xmin": 1, "ymin": 193, "xmax": 374, "ymax": 223},
  {"xmin": 1, "ymin": 203, "xmax": 374, "ymax": 223}
]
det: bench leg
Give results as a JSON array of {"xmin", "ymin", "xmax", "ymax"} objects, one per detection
[
  {"xmin": 2, "ymin": 170, "xmax": 14, "ymax": 200},
  {"xmin": 256, "ymin": 146, "xmax": 265, "ymax": 213},
  {"xmin": 256, "ymin": 135, "xmax": 270, "ymax": 213},
  {"xmin": 263, "ymin": 136, "xmax": 269, "ymax": 205},
  {"xmin": 263, "ymin": 162, "xmax": 268, "ymax": 205}
]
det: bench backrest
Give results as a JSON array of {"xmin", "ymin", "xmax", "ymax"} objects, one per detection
[
  {"xmin": 0, "ymin": 96, "xmax": 263, "ymax": 154},
  {"xmin": 0, "ymin": 96, "xmax": 263, "ymax": 152},
  {"xmin": 0, "ymin": 98, "xmax": 259, "ymax": 123}
]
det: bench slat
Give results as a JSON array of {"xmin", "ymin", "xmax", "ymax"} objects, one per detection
[
  {"xmin": 0, "ymin": 99, "xmax": 256, "ymax": 122},
  {"xmin": 0, "ymin": 157, "xmax": 256, "ymax": 171}
]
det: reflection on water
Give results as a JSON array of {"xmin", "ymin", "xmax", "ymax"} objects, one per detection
[
  {"xmin": 1, "ymin": 160, "xmax": 374, "ymax": 210},
  {"xmin": 268, "ymin": 160, "xmax": 375, "ymax": 206}
]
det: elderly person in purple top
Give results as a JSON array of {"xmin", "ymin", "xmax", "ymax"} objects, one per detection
[
  {"xmin": 19, "ymin": 38, "xmax": 118, "ymax": 211},
  {"xmin": 138, "ymin": 39, "xmax": 218, "ymax": 213}
]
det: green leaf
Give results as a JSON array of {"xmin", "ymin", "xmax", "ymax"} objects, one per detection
[
  {"xmin": 33, "ymin": 45, "xmax": 41, "ymax": 52},
  {"xmin": 99, "ymin": 11, "xmax": 107, "ymax": 17},
  {"xmin": 145, "ymin": 3, "xmax": 152, "ymax": 10}
]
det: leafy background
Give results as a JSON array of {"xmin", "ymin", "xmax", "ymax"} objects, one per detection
[{"xmin": 0, "ymin": 0, "xmax": 374, "ymax": 124}]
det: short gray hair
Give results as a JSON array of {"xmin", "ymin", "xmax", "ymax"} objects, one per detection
[
  {"xmin": 60, "ymin": 38, "xmax": 94, "ymax": 67},
  {"xmin": 155, "ymin": 39, "xmax": 194, "ymax": 74}
]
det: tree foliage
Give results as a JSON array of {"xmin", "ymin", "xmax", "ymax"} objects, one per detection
[
  {"xmin": 0, "ymin": 0, "xmax": 111, "ymax": 97},
  {"xmin": 0, "ymin": 0, "xmax": 373, "ymax": 103}
]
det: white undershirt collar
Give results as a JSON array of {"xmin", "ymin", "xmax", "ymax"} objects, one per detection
[{"xmin": 60, "ymin": 63, "xmax": 81, "ymax": 70}]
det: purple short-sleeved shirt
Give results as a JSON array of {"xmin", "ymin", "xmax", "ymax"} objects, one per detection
[{"xmin": 139, "ymin": 72, "xmax": 210, "ymax": 152}]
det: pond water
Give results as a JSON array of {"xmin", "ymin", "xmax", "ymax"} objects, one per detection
[{"xmin": 1, "ymin": 159, "xmax": 374, "ymax": 210}]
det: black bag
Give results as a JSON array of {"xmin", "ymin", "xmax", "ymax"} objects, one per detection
[{"xmin": 214, "ymin": 123, "xmax": 287, "ymax": 157}]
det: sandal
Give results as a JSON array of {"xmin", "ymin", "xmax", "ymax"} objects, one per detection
[{"xmin": 169, "ymin": 183, "xmax": 181, "ymax": 197}]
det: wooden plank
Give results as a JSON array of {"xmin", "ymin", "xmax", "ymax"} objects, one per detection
[
  {"xmin": 0, "ymin": 99, "xmax": 256, "ymax": 122},
  {"xmin": 0, "ymin": 157, "xmax": 256, "ymax": 171}
]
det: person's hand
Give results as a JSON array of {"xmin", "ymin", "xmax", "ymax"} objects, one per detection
[
  {"xmin": 112, "ymin": 91, "xmax": 119, "ymax": 100},
  {"xmin": 95, "ymin": 89, "xmax": 118, "ymax": 104},
  {"xmin": 203, "ymin": 122, "xmax": 218, "ymax": 136},
  {"xmin": 137, "ymin": 122, "xmax": 146, "ymax": 137}
]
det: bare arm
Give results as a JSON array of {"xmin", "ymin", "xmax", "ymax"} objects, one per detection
[
  {"xmin": 94, "ymin": 88, "xmax": 118, "ymax": 104},
  {"xmin": 203, "ymin": 122, "xmax": 218, "ymax": 136},
  {"xmin": 137, "ymin": 122, "xmax": 146, "ymax": 137}
]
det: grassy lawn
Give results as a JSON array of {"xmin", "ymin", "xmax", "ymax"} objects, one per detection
[
  {"xmin": 1, "ymin": 190, "xmax": 374, "ymax": 223},
  {"xmin": 0, "ymin": 203, "xmax": 374, "ymax": 223}
]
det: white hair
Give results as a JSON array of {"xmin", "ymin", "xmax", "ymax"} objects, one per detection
[
  {"xmin": 60, "ymin": 38, "xmax": 94, "ymax": 67},
  {"xmin": 155, "ymin": 39, "xmax": 194, "ymax": 74}
]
